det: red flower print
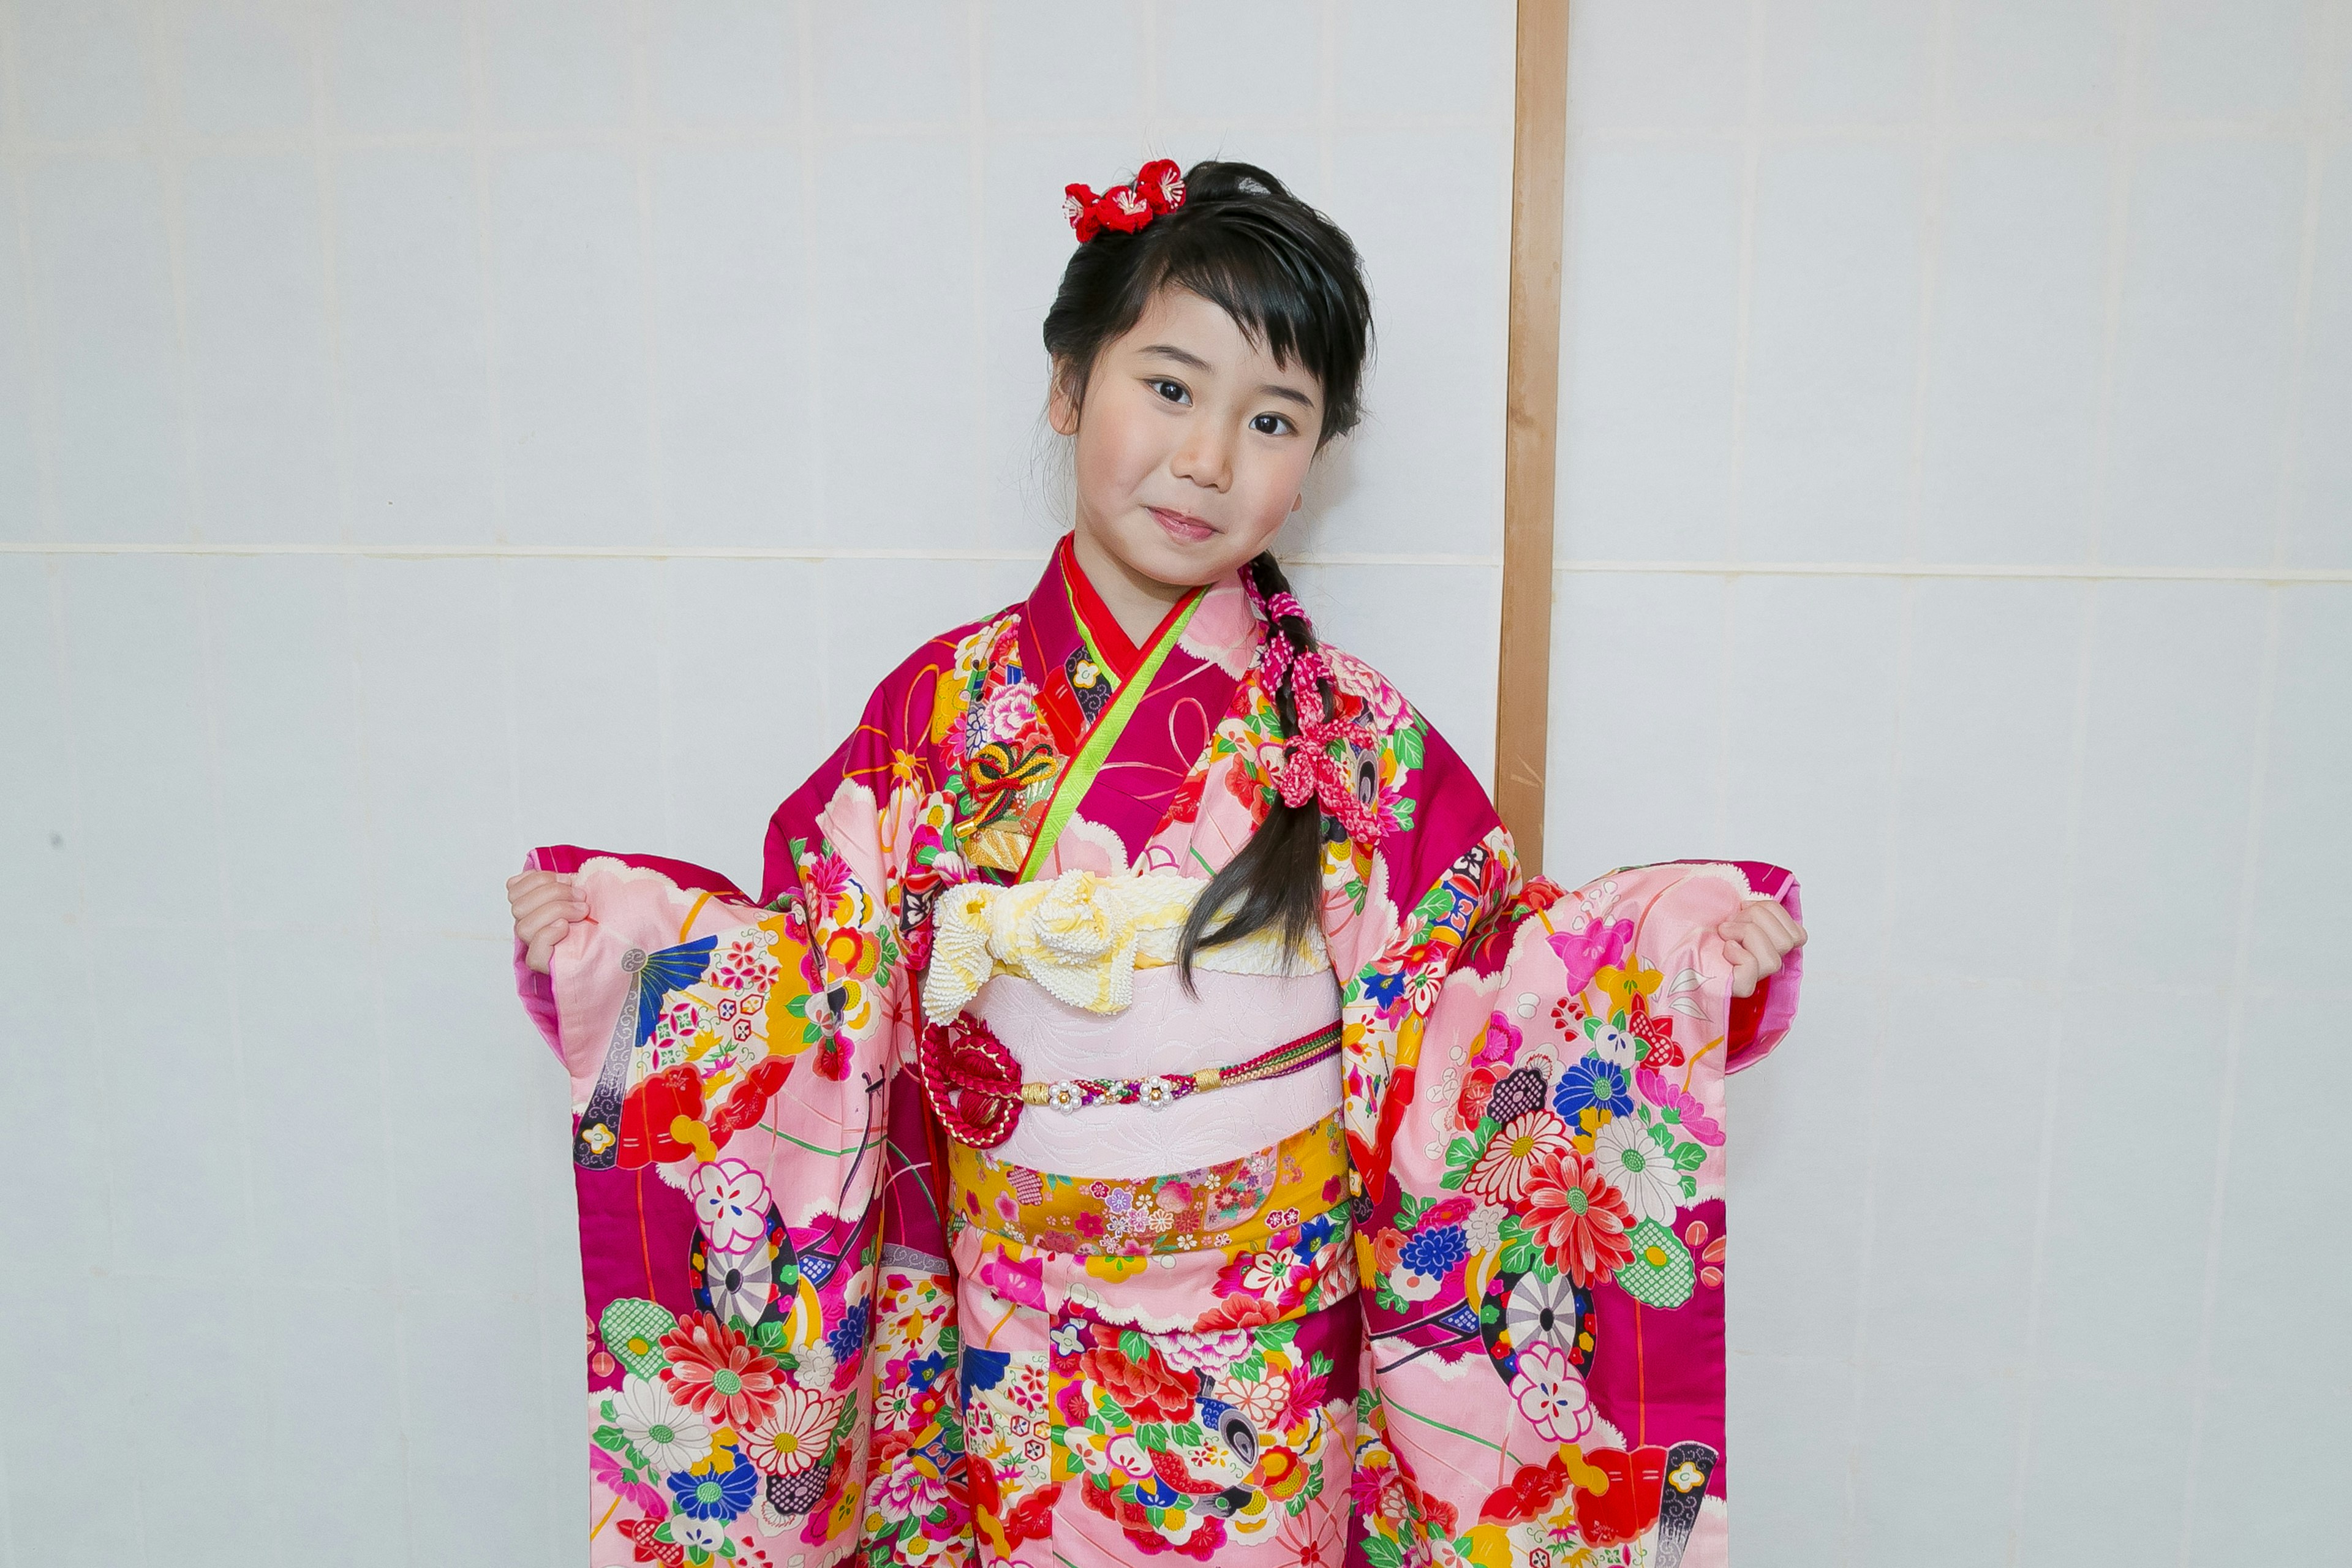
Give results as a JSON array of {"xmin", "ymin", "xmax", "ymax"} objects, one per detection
[
  {"xmin": 1079, "ymin": 1330, "xmax": 1196, "ymax": 1425},
  {"xmin": 1163, "ymin": 764, "xmax": 1207, "ymax": 827},
  {"xmin": 657, "ymin": 1311, "xmax": 782, "ymax": 1428},
  {"xmin": 1550, "ymin": 994, "xmax": 1586, "ymax": 1038},
  {"xmin": 1005, "ymin": 1480, "xmax": 1061, "ymax": 1544},
  {"xmin": 619, "ymin": 1517, "xmax": 684, "ymax": 1566},
  {"xmin": 1519, "ymin": 1146, "xmax": 1637, "ymax": 1287},
  {"xmin": 1461, "ymin": 1110, "xmax": 1574, "ymax": 1206},
  {"xmin": 1194, "ymin": 1292, "xmax": 1285, "ymax": 1330},
  {"xmin": 1478, "ymin": 1452, "xmax": 1573, "ymax": 1525},
  {"xmin": 1628, "ymin": 992, "xmax": 1681, "ymax": 1064}
]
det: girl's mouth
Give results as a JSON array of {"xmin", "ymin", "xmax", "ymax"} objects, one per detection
[{"xmin": 1148, "ymin": 507, "xmax": 1216, "ymax": 543}]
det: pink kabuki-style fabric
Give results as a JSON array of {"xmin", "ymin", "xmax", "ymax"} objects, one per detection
[{"xmin": 516, "ymin": 540, "xmax": 1802, "ymax": 1568}]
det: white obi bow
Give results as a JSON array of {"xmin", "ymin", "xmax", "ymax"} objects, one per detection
[{"xmin": 919, "ymin": 869, "xmax": 1327, "ymax": 1023}]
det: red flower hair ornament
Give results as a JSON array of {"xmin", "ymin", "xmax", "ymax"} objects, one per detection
[{"xmin": 1063, "ymin": 158, "xmax": 1186, "ymax": 242}]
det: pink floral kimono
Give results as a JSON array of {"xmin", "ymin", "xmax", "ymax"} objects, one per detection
[{"xmin": 516, "ymin": 537, "xmax": 1801, "ymax": 1568}]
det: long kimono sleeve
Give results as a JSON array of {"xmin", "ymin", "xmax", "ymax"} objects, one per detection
[
  {"xmin": 512, "ymin": 629, "xmax": 977, "ymax": 1568},
  {"xmin": 1324, "ymin": 689, "xmax": 1801, "ymax": 1568}
]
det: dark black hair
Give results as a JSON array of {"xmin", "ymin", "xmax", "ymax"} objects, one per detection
[{"xmin": 1039, "ymin": 159, "xmax": 1373, "ymax": 978}]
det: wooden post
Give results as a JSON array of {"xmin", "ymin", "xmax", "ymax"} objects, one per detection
[{"xmin": 1494, "ymin": 0, "xmax": 1571, "ymax": 876}]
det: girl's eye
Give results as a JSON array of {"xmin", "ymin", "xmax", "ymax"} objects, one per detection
[
  {"xmin": 1251, "ymin": 412, "xmax": 1295, "ymax": 437},
  {"xmin": 1148, "ymin": 379, "xmax": 1190, "ymax": 405}
]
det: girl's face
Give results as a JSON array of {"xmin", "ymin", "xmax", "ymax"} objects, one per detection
[{"xmin": 1050, "ymin": 286, "xmax": 1324, "ymax": 594}]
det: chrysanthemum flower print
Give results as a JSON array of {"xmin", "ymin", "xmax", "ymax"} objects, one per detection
[
  {"xmin": 1519, "ymin": 1147, "xmax": 1637, "ymax": 1287},
  {"xmin": 606, "ymin": 1373, "xmax": 712, "ymax": 1471},
  {"xmin": 666, "ymin": 1448, "xmax": 761, "ymax": 1522},
  {"xmin": 746, "ymin": 1385, "xmax": 843, "ymax": 1476},
  {"xmin": 689, "ymin": 1158, "xmax": 772, "ymax": 1256},
  {"xmin": 1509, "ymin": 1341, "xmax": 1593, "ymax": 1442},
  {"xmin": 1461, "ymin": 1109, "xmax": 1572, "ymax": 1204},
  {"xmin": 658, "ymin": 1312, "xmax": 783, "ymax": 1428},
  {"xmin": 1552, "ymin": 1051, "xmax": 1634, "ymax": 1122},
  {"xmin": 1591, "ymin": 1116, "xmax": 1683, "ymax": 1223}
]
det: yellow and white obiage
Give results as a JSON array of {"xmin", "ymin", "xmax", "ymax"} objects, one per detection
[{"xmin": 920, "ymin": 868, "xmax": 1327, "ymax": 1023}]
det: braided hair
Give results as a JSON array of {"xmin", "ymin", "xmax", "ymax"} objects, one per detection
[{"xmin": 1039, "ymin": 160, "xmax": 1374, "ymax": 977}]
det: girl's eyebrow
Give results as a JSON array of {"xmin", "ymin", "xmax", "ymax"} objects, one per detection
[
  {"xmin": 1139, "ymin": 342, "xmax": 1212, "ymax": 370},
  {"xmin": 1257, "ymin": 382, "xmax": 1316, "ymax": 410}
]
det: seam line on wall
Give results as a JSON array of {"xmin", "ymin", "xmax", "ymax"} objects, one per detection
[{"xmin": 6, "ymin": 543, "xmax": 2348, "ymax": 585}]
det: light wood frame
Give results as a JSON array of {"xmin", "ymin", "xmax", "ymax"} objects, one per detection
[{"xmin": 1494, "ymin": 0, "xmax": 1570, "ymax": 876}]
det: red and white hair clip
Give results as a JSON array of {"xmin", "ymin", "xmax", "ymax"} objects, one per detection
[{"xmin": 1063, "ymin": 157, "xmax": 1186, "ymax": 242}]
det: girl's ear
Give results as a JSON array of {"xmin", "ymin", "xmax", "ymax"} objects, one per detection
[{"xmin": 1047, "ymin": 358, "xmax": 1084, "ymax": 437}]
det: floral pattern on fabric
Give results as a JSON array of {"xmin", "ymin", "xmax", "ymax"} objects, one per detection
[{"xmin": 520, "ymin": 543, "xmax": 1801, "ymax": 1567}]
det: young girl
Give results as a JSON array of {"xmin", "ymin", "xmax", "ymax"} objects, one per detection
[{"xmin": 509, "ymin": 160, "xmax": 1804, "ymax": 1568}]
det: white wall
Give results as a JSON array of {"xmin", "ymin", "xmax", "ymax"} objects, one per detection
[
  {"xmin": 0, "ymin": 2, "xmax": 1512, "ymax": 1563},
  {"xmin": 1546, "ymin": 2, "xmax": 2352, "ymax": 1564}
]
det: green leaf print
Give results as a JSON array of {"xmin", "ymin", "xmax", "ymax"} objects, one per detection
[{"xmin": 1119, "ymin": 1329, "xmax": 1152, "ymax": 1362}]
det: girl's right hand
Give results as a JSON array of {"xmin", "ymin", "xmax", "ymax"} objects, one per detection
[{"xmin": 509, "ymin": 870, "xmax": 587, "ymax": 975}]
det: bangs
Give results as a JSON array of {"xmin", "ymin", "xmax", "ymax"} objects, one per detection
[{"xmin": 1150, "ymin": 217, "xmax": 1352, "ymax": 397}]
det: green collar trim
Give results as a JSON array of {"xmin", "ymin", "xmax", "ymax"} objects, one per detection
[{"xmin": 1018, "ymin": 591, "xmax": 1204, "ymax": 881}]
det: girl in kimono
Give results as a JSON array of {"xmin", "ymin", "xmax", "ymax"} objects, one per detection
[{"xmin": 508, "ymin": 160, "xmax": 1805, "ymax": 1568}]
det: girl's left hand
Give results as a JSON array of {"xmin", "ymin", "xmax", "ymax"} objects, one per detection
[{"xmin": 1719, "ymin": 899, "xmax": 1806, "ymax": 999}]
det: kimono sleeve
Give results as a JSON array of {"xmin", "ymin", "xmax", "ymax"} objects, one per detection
[
  {"xmin": 1336, "ymin": 708, "xmax": 1803, "ymax": 1566},
  {"xmin": 507, "ymin": 629, "xmax": 975, "ymax": 1567}
]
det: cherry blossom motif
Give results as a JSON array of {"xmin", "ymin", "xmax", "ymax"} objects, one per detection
[
  {"xmin": 1461, "ymin": 1110, "xmax": 1574, "ymax": 1205},
  {"xmin": 710, "ymin": 931, "xmax": 780, "ymax": 992},
  {"xmin": 689, "ymin": 1158, "xmax": 772, "ymax": 1257},
  {"xmin": 1510, "ymin": 1341, "xmax": 1593, "ymax": 1442},
  {"xmin": 745, "ymin": 1384, "xmax": 844, "ymax": 1476}
]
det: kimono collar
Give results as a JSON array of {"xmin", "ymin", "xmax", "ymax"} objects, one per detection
[{"xmin": 1053, "ymin": 532, "xmax": 1202, "ymax": 686}]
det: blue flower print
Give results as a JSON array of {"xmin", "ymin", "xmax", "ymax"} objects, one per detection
[
  {"xmin": 1398, "ymin": 1225, "xmax": 1468, "ymax": 1278},
  {"xmin": 1361, "ymin": 968, "xmax": 1409, "ymax": 1009},
  {"xmin": 667, "ymin": 1447, "xmax": 760, "ymax": 1520},
  {"xmin": 1553, "ymin": 1052, "xmax": 1633, "ymax": 1123},
  {"xmin": 825, "ymin": 1300, "xmax": 869, "ymax": 1365}
]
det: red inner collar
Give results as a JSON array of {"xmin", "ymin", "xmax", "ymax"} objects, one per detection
[{"xmin": 1058, "ymin": 533, "xmax": 1197, "ymax": 682}]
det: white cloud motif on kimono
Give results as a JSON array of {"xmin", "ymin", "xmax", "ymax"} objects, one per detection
[
  {"xmin": 1510, "ymin": 1341, "xmax": 1593, "ymax": 1442},
  {"xmin": 1592, "ymin": 1117, "xmax": 1683, "ymax": 1223},
  {"xmin": 690, "ymin": 1158, "xmax": 772, "ymax": 1256}
]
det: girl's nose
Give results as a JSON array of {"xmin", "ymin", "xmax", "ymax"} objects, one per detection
[{"xmin": 1170, "ymin": 426, "xmax": 1232, "ymax": 491}]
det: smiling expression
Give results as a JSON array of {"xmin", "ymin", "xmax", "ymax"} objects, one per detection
[{"xmin": 1050, "ymin": 287, "xmax": 1326, "ymax": 601}]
